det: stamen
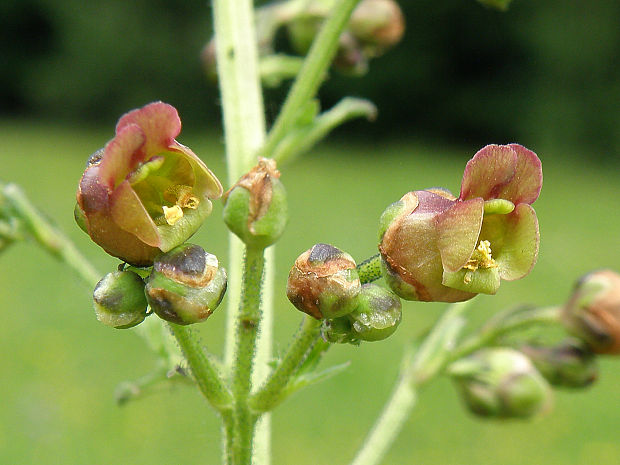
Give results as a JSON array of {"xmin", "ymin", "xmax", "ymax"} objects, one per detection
[
  {"xmin": 163, "ymin": 205, "xmax": 184, "ymax": 225},
  {"xmin": 462, "ymin": 240, "xmax": 497, "ymax": 282},
  {"xmin": 161, "ymin": 185, "xmax": 201, "ymax": 225}
]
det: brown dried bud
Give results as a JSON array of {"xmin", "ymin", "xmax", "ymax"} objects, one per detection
[
  {"xmin": 287, "ymin": 243, "xmax": 361, "ymax": 319},
  {"xmin": 223, "ymin": 158, "xmax": 287, "ymax": 249}
]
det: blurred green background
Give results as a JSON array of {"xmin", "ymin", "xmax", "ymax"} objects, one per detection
[{"xmin": 1, "ymin": 0, "xmax": 620, "ymax": 464}]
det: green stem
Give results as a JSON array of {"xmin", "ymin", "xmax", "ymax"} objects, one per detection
[
  {"xmin": 168, "ymin": 324, "xmax": 232, "ymax": 411},
  {"xmin": 231, "ymin": 246, "xmax": 266, "ymax": 465},
  {"xmin": 350, "ymin": 371, "xmax": 417, "ymax": 465},
  {"xmin": 357, "ymin": 253, "xmax": 382, "ymax": 284},
  {"xmin": 272, "ymin": 97, "xmax": 377, "ymax": 165},
  {"xmin": 211, "ymin": 1, "xmax": 273, "ymax": 462},
  {"xmin": 350, "ymin": 301, "xmax": 471, "ymax": 465},
  {"xmin": 249, "ymin": 316, "xmax": 322, "ymax": 412},
  {"xmin": 259, "ymin": 0, "xmax": 363, "ymax": 158},
  {"xmin": 447, "ymin": 305, "xmax": 562, "ymax": 363},
  {"xmin": 3, "ymin": 183, "xmax": 100, "ymax": 287}
]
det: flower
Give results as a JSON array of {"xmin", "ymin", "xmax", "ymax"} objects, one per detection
[
  {"xmin": 379, "ymin": 144, "xmax": 542, "ymax": 302},
  {"xmin": 76, "ymin": 102, "xmax": 223, "ymax": 266}
]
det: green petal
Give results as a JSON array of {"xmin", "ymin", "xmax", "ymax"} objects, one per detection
[
  {"xmin": 110, "ymin": 180, "xmax": 161, "ymax": 247},
  {"xmin": 156, "ymin": 199, "xmax": 213, "ymax": 252},
  {"xmin": 437, "ymin": 198, "xmax": 484, "ymax": 272},
  {"xmin": 442, "ymin": 266, "xmax": 501, "ymax": 295},
  {"xmin": 480, "ymin": 203, "xmax": 539, "ymax": 281}
]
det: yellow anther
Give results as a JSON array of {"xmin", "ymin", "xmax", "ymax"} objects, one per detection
[
  {"xmin": 163, "ymin": 205, "xmax": 184, "ymax": 225},
  {"xmin": 462, "ymin": 240, "xmax": 497, "ymax": 282}
]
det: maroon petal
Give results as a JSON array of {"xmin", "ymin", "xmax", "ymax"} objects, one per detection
[
  {"xmin": 459, "ymin": 144, "xmax": 517, "ymax": 201},
  {"xmin": 437, "ymin": 198, "xmax": 484, "ymax": 272},
  {"xmin": 460, "ymin": 144, "xmax": 543, "ymax": 205},
  {"xmin": 98, "ymin": 124, "xmax": 146, "ymax": 189},
  {"xmin": 504, "ymin": 144, "xmax": 543, "ymax": 205},
  {"xmin": 116, "ymin": 102, "xmax": 182, "ymax": 155}
]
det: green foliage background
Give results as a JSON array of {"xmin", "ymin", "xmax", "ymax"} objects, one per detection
[
  {"xmin": 1, "ymin": 122, "xmax": 619, "ymax": 464},
  {"xmin": 2, "ymin": 0, "xmax": 620, "ymax": 157}
]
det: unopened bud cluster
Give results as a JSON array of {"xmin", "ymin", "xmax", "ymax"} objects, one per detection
[
  {"xmin": 93, "ymin": 243, "xmax": 227, "ymax": 328},
  {"xmin": 287, "ymin": 243, "xmax": 401, "ymax": 343}
]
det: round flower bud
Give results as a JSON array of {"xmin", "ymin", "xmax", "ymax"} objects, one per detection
[
  {"xmin": 146, "ymin": 243, "xmax": 227, "ymax": 325},
  {"xmin": 93, "ymin": 270, "xmax": 148, "ymax": 329},
  {"xmin": 520, "ymin": 340, "xmax": 597, "ymax": 389},
  {"xmin": 448, "ymin": 348, "xmax": 552, "ymax": 419},
  {"xmin": 348, "ymin": 0, "xmax": 405, "ymax": 57},
  {"xmin": 287, "ymin": 243, "xmax": 361, "ymax": 319},
  {"xmin": 348, "ymin": 284, "xmax": 401, "ymax": 341},
  {"xmin": 561, "ymin": 270, "xmax": 620, "ymax": 354},
  {"xmin": 321, "ymin": 317, "xmax": 358, "ymax": 344},
  {"xmin": 223, "ymin": 158, "xmax": 287, "ymax": 249}
]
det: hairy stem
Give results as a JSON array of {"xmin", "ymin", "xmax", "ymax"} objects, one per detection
[
  {"xmin": 169, "ymin": 324, "xmax": 233, "ymax": 411},
  {"xmin": 211, "ymin": 1, "xmax": 272, "ymax": 462},
  {"xmin": 230, "ymin": 246, "xmax": 266, "ymax": 465},
  {"xmin": 250, "ymin": 316, "xmax": 322, "ymax": 412},
  {"xmin": 357, "ymin": 253, "xmax": 382, "ymax": 284}
]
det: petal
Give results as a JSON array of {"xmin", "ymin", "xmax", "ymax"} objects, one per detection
[
  {"xmin": 98, "ymin": 124, "xmax": 146, "ymax": 189},
  {"xmin": 379, "ymin": 191, "xmax": 475, "ymax": 302},
  {"xmin": 116, "ymin": 102, "xmax": 182, "ymax": 155},
  {"xmin": 504, "ymin": 144, "xmax": 543, "ymax": 205},
  {"xmin": 82, "ymin": 209, "xmax": 160, "ymax": 266},
  {"xmin": 460, "ymin": 144, "xmax": 543, "ymax": 205},
  {"xmin": 156, "ymin": 199, "xmax": 213, "ymax": 252},
  {"xmin": 443, "ymin": 266, "xmax": 501, "ymax": 295},
  {"xmin": 460, "ymin": 145, "xmax": 517, "ymax": 201},
  {"xmin": 480, "ymin": 203, "xmax": 539, "ymax": 281},
  {"xmin": 437, "ymin": 198, "xmax": 484, "ymax": 272},
  {"xmin": 169, "ymin": 142, "xmax": 223, "ymax": 200},
  {"xmin": 110, "ymin": 180, "xmax": 161, "ymax": 248}
]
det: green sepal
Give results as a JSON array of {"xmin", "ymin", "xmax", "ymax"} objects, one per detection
[{"xmin": 348, "ymin": 284, "xmax": 402, "ymax": 341}]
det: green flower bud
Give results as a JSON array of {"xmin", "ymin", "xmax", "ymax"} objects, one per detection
[
  {"xmin": 448, "ymin": 348, "xmax": 552, "ymax": 419},
  {"xmin": 348, "ymin": 284, "xmax": 401, "ymax": 341},
  {"xmin": 146, "ymin": 243, "xmax": 227, "ymax": 325},
  {"xmin": 93, "ymin": 270, "xmax": 148, "ymax": 329},
  {"xmin": 287, "ymin": 243, "xmax": 361, "ymax": 319},
  {"xmin": 520, "ymin": 340, "xmax": 597, "ymax": 389},
  {"xmin": 321, "ymin": 317, "xmax": 358, "ymax": 344},
  {"xmin": 561, "ymin": 270, "xmax": 620, "ymax": 354},
  {"xmin": 223, "ymin": 158, "xmax": 287, "ymax": 249}
]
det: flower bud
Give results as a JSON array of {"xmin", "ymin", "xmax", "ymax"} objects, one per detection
[
  {"xmin": 561, "ymin": 270, "xmax": 620, "ymax": 354},
  {"xmin": 321, "ymin": 317, "xmax": 358, "ymax": 344},
  {"xmin": 348, "ymin": 0, "xmax": 405, "ymax": 57},
  {"xmin": 287, "ymin": 243, "xmax": 361, "ymax": 319},
  {"xmin": 347, "ymin": 284, "xmax": 401, "ymax": 341},
  {"xmin": 520, "ymin": 340, "xmax": 597, "ymax": 388},
  {"xmin": 223, "ymin": 158, "xmax": 287, "ymax": 249},
  {"xmin": 93, "ymin": 270, "xmax": 148, "ymax": 329},
  {"xmin": 145, "ymin": 243, "xmax": 227, "ymax": 325},
  {"xmin": 448, "ymin": 348, "xmax": 552, "ymax": 419}
]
